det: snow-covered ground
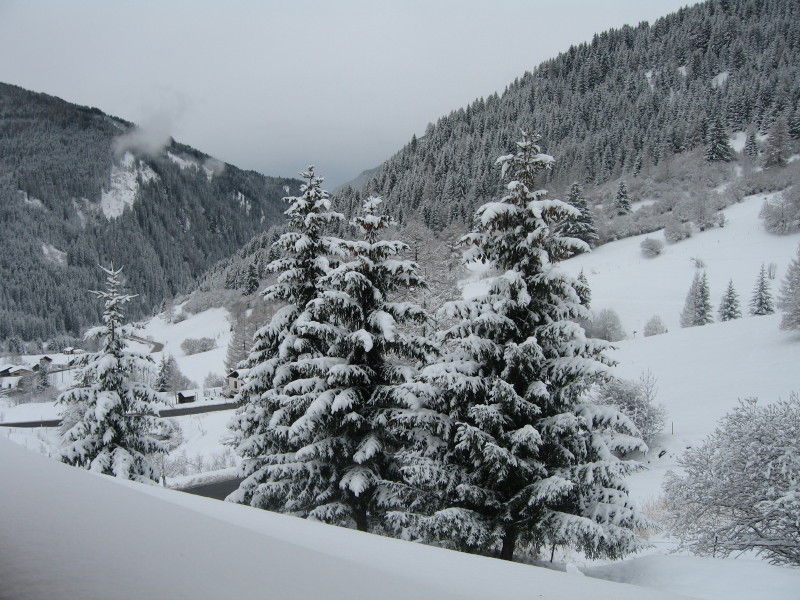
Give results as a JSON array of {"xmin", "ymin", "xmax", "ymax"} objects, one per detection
[
  {"xmin": 137, "ymin": 304, "xmax": 231, "ymax": 386},
  {"xmin": 562, "ymin": 192, "xmax": 800, "ymax": 333},
  {"xmin": 0, "ymin": 437, "xmax": 686, "ymax": 600}
]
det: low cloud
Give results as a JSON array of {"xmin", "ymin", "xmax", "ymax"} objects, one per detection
[{"xmin": 113, "ymin": 91, "xmax": 187, "ymax": 158}]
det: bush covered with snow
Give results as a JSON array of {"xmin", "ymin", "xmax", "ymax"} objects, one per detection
[
  {"xmin": 663, "ymin": 394, "xmax": 800, "ymax": 566},
  {"xmin": 643, "ymin": 315, "xmax": 667, "ymax": 337},
  {"xmin": 181, "ymin": 337, "xmax": 217, "ymax": 355},
  {"xmin": 593, "ymin": 372, "xmax": 666, "ymax": 445},
  {"xmin": 760, "ymin": 185, "xmax": 800, "ymax": 234},
  {"xmin": 586, "ymin": 308, "xmax": 626, "ymax": 341},
  {"xmin": 663, "ymin": 217, "xmax": 692, "ymax": 243},
  {"xmin": 640, "ymin": 237, "xmax": 664, "ymax": 258}
]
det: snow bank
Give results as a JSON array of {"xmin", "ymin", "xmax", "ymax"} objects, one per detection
[
  {"xmin": 100, "ymin": 151, "xmax": 158, "ymax": 220},
  {"xmin": 0, "ymin": 439, "xmax": 685, "ymax": 600},
  {"xmin": 585, "ymin": 555, "xmax": 800, "ymax": 600}
]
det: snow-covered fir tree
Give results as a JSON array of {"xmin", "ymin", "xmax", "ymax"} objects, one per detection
[
  {"xmin": 391, "ymin": 132, "xmax": 646, "ymax": 562},
  {"xmin": 705, "ymin": 118, "xmax": 734, "ymax": 162},
  {"xmin": 718, "ymin": 279, "xmax": 742, "ymax": 322},
  {"xmin": 561, "ymin": 182, "xmax": 598, "ymax": 249},
  {"xmin": 615, "ymin": 180, "xmax": 631, "ymax": 215},
  {"xmin": 243, "ymin": 262, "xmax": 260, "ymax": 296},
  {"xmin": 227, "ymin": 166, "xmax": 343, "ymax": 510},
  {"xmin": 744, "ymin": 130, "xmax": 759, "ymax": 160},
  {"xmin": 282, "ymin": 196, "xmax": 432, "ymax": 531},
  {"xmin": 789, "ymin": 108, "xmax": 800, "ymax": 141},
  {"xmin": 750, "ymin": 264, "xmax": 775, "ymax": 316},
  {"xmin": 155, "ymin": 355, "xmax": 172, "ymax": 392},
  {"xmin": 778, "ymin": 244, "xmax": 800, "ymax": 331},
  {"xmin": 763, "ymin": 116, "xmax": 789, "ymax": 169},
  {"xmin": 680, "ymin": 270, "xmax": 713, "ymax": 327},
  {"xmin": 58, "ymin": 266, "xmax": 164, "ymax": 482},
  {"xmin": 576, "ymin": 270, "xmax": 591, "ymax": 308}
]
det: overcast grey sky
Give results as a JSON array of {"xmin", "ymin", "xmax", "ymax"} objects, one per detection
[{"xmin": 0, "ymin": 0, "xmax": 696, "ymax": 186}]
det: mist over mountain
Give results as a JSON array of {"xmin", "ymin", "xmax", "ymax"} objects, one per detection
[{"xmin": 0, "ymin": 82, "xmax": 298, "ymax": 342}]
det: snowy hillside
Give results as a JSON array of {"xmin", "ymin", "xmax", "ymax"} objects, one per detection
[
  {"xmin": 561, "ymin": 192, "xmax": 800, "ymax": 333},
  {"xmin": 0, "ymin": 438, "xmax": 685, "ymax": 600}
]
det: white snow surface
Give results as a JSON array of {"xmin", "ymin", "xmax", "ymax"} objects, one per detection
[
  {"xmin": 0, "ymin": 438, "xmax": 685, "ymax": 600},
  {"xmin": 729, "ymin": 130, "xmax": 747, "ymax": 153},
  {"xmin": 139, "ymin": 305, "xmax": 232, "ymax": 386},
  {"xmin": 711, "ymin": 71, "xmax": 730, "ymax": 88},
  {"xmin": 41, "ymin": 242, "xmax": 67, "ymax": 266},
  {"xmin": 562, "ymin": 192, "xmax": 800, "ymax": 333},
  {"xmin": 100, "ymin": 151, "xmax": 158, "ymax": 219},
  {"xmin": 586, "ymin": 555, "xmax": 800, "ymax": 600}
]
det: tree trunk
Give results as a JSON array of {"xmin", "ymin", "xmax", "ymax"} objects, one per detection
[
  {"xmin": 354, "ymin": 505, "xmax": 369, "ymax": 532},
  {"xmin": 500, "ymin": 524, "xmax": 517, "ymax": 561}
]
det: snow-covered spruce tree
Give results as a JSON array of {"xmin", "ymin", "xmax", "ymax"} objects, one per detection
[
  {"xmin": 680, "ymin": 270, "xmax": 713, "ymax": 328},
  {"xmin": 778, "ymin": 244, "xmax": 800, "ymax": 331},
  {"xmin": 561, "ymin": 182, "xmax": 598, "ymax": 250},
  {"xmin": 242, "ymin": 262, "xmax": 260, "ymax": 296},
  {"xmin": 750, "ymin": 264, "xmax": 775, "ymax": 316},
  {"xmin": 155, "ymin": 355, "xmax": 172, "ymax": 392},
  {"xmin": 283, "ymin": 196, "xmax": 432, "ymax": 531},
  {"xmin": 744, "ymin": 130, "xmax": 759, "ymax": 160},
  {"xmin": 391, "ymin": 132, "xmax": 646, "ymax": 562},
  {"xmin": 718, "ymin": 279, "xmax": 742, "ymax": 322},
  {"xmin": 576, "ymin": 270, "xmax": 591, "ymax": 308},
  {"xmin": 615, "ymin": 180, "xmax": 631, "ymax": 216},
  {"xmin": 763, "ymin": 115, "xmax": 789, "ymax": 169},
  {"xmin": 705, "ymin": 118, "xmax": 734, "ymax": 162},
  {"xmin": 58, "ymin": 266, "xmax": 164, "ymax": 482},
  {"xmin": 227, "ymin": 166, "xmax": 343, "ymax": 510}
]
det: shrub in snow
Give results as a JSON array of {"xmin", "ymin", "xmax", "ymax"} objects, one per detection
[
  {"xmin": 760, "ymin": 186, "xmax": 800, "ymax": 235},
  {"xmin": 587, "ymin": 308, "xmax": 627, "ymax": 341},
  {"xmin": 778, "ymin": 244, "xmax": 800, "ymax": 331},
  {"xmin": 57, "ymin": 266, "xmax": 164, "ymax": 482},
  {"xmin": 640, "ymin": 237, "xmax": 664, "ymax": 258},
  {"xmin": 749, "ymin": 264, "xmax": 775, "ymax": 316},
  {"xmin": 390, "ymin": 132, "xmax": 646, "ymax": 562},
  {"xmin": 180, "ymin": 337, "xmax": 216, "ymax": 355},
  {"xmin": 663, "ymin": 395, "xmax": 800, "ymax": 566},
  {"xmin": 643, "ymin": 315, "xmax": 667, "ymax": 337},
  {"xmin": 664, "ymin": 216, "xmax": 691, "ymax": 243},
  {"xmin": 203, "ymin": 373, "xmax": 225, "ymax": 388},
  {"xmin": 593, "ymin": 372, "xmax": 666, "ymax": 446}
]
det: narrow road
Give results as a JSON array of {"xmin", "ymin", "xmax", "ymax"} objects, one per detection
[
  {"xmin": 178, "ymin": 478, "xmax": 243, "ymax": 501},
  {"xmin": 0, "ymin": 401, "xmax": 241, "ymax": 428}
]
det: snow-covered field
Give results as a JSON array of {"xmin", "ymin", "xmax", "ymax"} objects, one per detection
[
  {"xmin": 0, "ymin": 437, "xmax": 686, "ymax": 600},
  {"xmin": 561, "ymin": 192, "xmax": 800, "ymax": 334}
]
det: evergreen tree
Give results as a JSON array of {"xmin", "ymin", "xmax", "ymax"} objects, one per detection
[
  {"xmin": 242, "ymin": 262, "xmax": 260, "ymax": 295},
  {"xmin": 789, "ymin": 108, "xmax": 800, "ymax": 141},
  {"xmin": 615, "ymin": 180, "xmax": 631, "ymax": 215},
  {"xmin": 763, "ymin": 116, "xmax": 789, "ymax": 169},
  {"xmin": 705, "ymin": 118, "xmax": 734, "ymax": 162},
  {"xmin": 744, "ymin": 130, "xmax": 759, "ymax": 160},
  {"xmin": 391, "ymin": 132, "xmax": 646, "ymax": 561},
  {"xmin": 718, "ymin": 279, "xmax": 742, "ymax": 321},
  {"xmin": 283, "ymin": 196, "xmax": 432, "ymax": 531},
  {"xmin": 57, "ymin": 266, "xmax": 164, "ymax": 482},
  {"xmin": 778, "ymin": 244, "xmax": 800, "ymax": 331},
  {"xmin": 750, "ymin": 264, "xmax": 775, "ymax": 316},
  {"xmin": 561, "ymin": 182, "xmax": 598, "ymax": 249},
  {"xmin": 680, "ymin": 271, "xmax": 713, "ymax": 327},
  {"xmin": 227, "ymin": 166, "xmax": 343, "ymax": 510},
  {"xmin": 224, "ymin": 312, "xmax": 253, "ymax": 373},
  {"xmin": 576, "ymin": 270, "xmax": 591, "ymax": 308},
  {"xmin": 35, "ymin": 360, "xmax": 50, "ymax": 392},
  {"xmin": 155, "ymin": 355, "xmax": 172, "ymax": 392}
]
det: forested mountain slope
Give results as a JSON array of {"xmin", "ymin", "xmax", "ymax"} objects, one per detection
[
  {"xmin": 339, "ymin": 0, "xmax": 799, "ymax": 229},
  {"xmin": 0, "ymin": 82, "xmax": 298, "ymax": 342}
]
